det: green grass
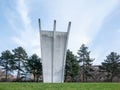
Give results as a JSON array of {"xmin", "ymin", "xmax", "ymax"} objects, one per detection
[{"xmin": 0, "ymin": 82, "xmax": 120, "ymax": 90}]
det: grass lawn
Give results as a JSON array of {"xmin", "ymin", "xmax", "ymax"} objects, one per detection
[{"xmin": 0, "ymin": 82, "xmax": 119, "ymax": 90}]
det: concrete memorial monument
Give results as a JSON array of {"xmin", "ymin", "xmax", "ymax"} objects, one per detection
[{"xmin": 38, "ymin": 19, "xmax": 71, "ymax": 83}]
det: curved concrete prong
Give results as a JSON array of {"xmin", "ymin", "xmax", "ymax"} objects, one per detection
[
  {"xmin": 61, "ymin": 21, "xmax": 71, "ymax": 82},
  {"xmin": 67, "ymin": 21, "xmax": 71, "ymax": 34},
  {"xmin": 38, "ymin": 18, "xmax": 41, "ymax": 30},
  {"xmin": 53, "ymin": 20, "xmax": 56, "ymax": 32}
]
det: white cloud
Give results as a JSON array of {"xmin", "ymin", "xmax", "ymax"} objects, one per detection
[
  {"xmin": 11, "ymin": 0, "xmax": 40, "ymax": 56},
  {"xmin": 16, "ymin": 0, "xmax": 31, "ymax": 30},
  {"xmin": 9, "ymin": 0, "xmax": 119, "ymax": 64},
  {"xmin": 41, "ymin": 0, "xmax": 119, "ymax": 64},
  {"xmin": 52, "ymin": 0, "xmax": 119, "ymax": 55}
]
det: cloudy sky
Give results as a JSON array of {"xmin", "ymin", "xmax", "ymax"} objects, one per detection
[{"xmin": 0, "ymin": 0, "xmax": 120, "ymax": 65}]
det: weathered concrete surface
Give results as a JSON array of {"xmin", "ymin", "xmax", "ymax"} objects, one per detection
[
  {"xmin": 39, "ymin": 19, "xmax": 71, "ymax": 83},
  {"xmin": 41, "ymin": 31, "xmax": 68, "ymax": 83},
  {"xmin": 41, "ymin": 31, "xmax": 53, "ymax": 82}
]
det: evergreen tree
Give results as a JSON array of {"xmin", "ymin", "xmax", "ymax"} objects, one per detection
[
  {"xmin": 0, "ymin": 50, "xmax": 14, "ymax": 81},
  {"xmin": 77, "ymin": 44, "xmax": 94, "ymax": 82},
  {"xmin": 12, "ymin": 47, "xmax": 28, "ymax": 80},
  {"xmin": 65, "ymin": 49, "xmax": 80, "ymax": 82},
  {"xmin": 100, "ymin": 52, "xmax": 120, "ymax": 82},
  {"xmin": 26, "ymin": 54, "xmax": 42, "ymax": 82}
]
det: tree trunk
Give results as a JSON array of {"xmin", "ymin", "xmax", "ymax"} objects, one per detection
[
  {"xmin": 110, "ymin": 74, "xmax": 113, "ymax": 82},
  {"xmin": 33, "ymin": 74, "xmax": 35, "ymax": 82},
  {"xmin": 5, "ymin": 69, "xmax": 8, "ymax": 81},
  {"xmin": 36, "ymin": 75, "xmax": 39, "ymax": 82},
  {"xmin": 85, "ymin": 75, "xmax": 87, "ymax": 82},
  {"xmin": 17, "ymin": 61, "xmax": 20, "ymax": 80},
  {"xmin": 5, "ymin": 63, "xmax": 8, "ymax": 81},
  {"xmin": 83, "ymin": 59, "xmax": 85, "ymax": 82},
  {"xmin": 64, "ymin": 70, "xmax": 67, "ymax": 82},
  {"xmin": 83, "ymin": 66, "xmax": 85, "ymax": 82}
]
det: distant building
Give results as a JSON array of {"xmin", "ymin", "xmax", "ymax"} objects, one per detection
[{"xmin": 0, "ymin": 69, "xmax": 16, "ymax": 81}]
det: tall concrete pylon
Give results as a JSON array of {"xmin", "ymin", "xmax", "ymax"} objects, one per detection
[{"xmin": 38, "ymin": 19, "xmax": 71, "ymax": 83}]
